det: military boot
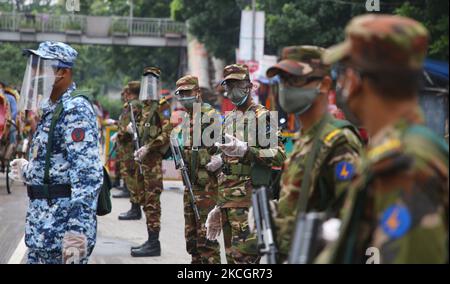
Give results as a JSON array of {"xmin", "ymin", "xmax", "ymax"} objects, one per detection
[
  {"xmin": 118, "ymin": 202, "xmax": 141, "ymax": 220},
  {"xmin": 112, "ymin": 183, "xmax": 130, "ymax": 198},
  {"xmin": 130, "ymin": 230, "xmax": 161, "ymax": 257}
]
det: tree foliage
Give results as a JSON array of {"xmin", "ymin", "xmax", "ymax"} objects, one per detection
[{"xmin": 171, "ymin": 0, "xmax": 242, "ymax": 63}]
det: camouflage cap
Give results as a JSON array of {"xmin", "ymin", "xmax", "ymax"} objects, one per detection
[
  {"xmin": 127, "ymin": 81, "xmax": 140, "ymax": 95},
  {"xmin": 175, "ymin": 75, "xmax": 199, "ymax": 93},
  {"xmin": 221, "ymin": 64, "xmax": 250, "ymax": 84},
  {"xmin": 267, "ymin": 45, "xmax": 330, "ymax": 78},
  {"xmin": 23, "ymin": 41, "xmax": 78, "ymax": 69},
  {"xmin": 323, "ymin": 14, "xmax": 429, "ymax": 71},
  {"xmin": 143, "ymin": 67, "xmax": 161, "ymax": 78}
]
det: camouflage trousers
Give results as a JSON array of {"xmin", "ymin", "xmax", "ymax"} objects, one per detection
[
  {"xmin": 120, "ymin": 156, "xmax": 140, "ymax": 204},
  {"xmin": 221, "ymin": 207, "xmax": 260, "ymax": 264},
  {"xmin": 135, "ymin": 153, "xmax": 163, "ymax": 233},
  {"xmin": 27, "ymin": 249, "xmax": 90, "ymax": 264},
  {"xmin": 184, "ymin": 191, "xmax": 221, "ymax": 264}
]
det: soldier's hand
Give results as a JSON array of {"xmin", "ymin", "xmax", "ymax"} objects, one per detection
[
  {"xmin": 206, "ymin": 154, "xmax": 223, "ymax": 172},
  {"xmin": 134, "ymin": 145, "xmax": 149, "ymax": 162},
  {"xmin": 214, "ymin": 133, "xmax": 248, "ymax": 157},
  {"xmin": 248, "ymin": 200, "xmax": 278, "ymax": 234},
  {"xmin": 9, "ymin": 158, "xmax": 28, "ymax": 182},
  {"xmin": 62, "ymin": 231, "xmax": 87, "ymax": 264},
  {"xmin": 205, "ymin": 206, "xmax": 222, "ymax": 241},
  {"xmin": 104, "ymin": 118, "xmax": 117, "ymax": 125},
  {"xmin": 126, "ymin": 122, "xmax": 134, "ymax": 134},
  {"xmin": 110, "ymin": 133, "xmax": 118, "ymax": 143},
  {"xmin": 322, "ymin": 218, "xmax": 341, "ymax": 243}
]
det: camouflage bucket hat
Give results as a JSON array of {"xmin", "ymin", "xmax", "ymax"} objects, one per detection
[
  {"xmin": 221, "ymin": 64, "xmax": 250, "ymax": 84},
  {"xmin": 267, "ymin": 45, "xmax": 330, "ymax": 78},
  {"xmin": 143, "ymin": 67, "xmax": 161, "ymax": 78},
  {"xmin": 175, "ymin": 75, "xmax": 199, "ymax": 93},
  {"xmin": 323, "ymin": 14, "xmax": 429, "ymax": 71}
]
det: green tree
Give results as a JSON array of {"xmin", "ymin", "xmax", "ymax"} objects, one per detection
[
  {"xmin": 171, "ymin": 0, "xmax": 242, "ymax": 63},
  {"xmin": 395, "ymin": 0, "xmax": 448, "ymax": 60}
]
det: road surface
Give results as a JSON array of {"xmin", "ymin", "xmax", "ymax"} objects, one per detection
[{"xmin": 0, "ymin": 174, "xmax": 228, "ymax": 264}]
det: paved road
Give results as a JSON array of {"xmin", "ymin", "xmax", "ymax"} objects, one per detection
[{"xmin": 0, "ymin": 176, "xmax": 227, "ymax": 264}]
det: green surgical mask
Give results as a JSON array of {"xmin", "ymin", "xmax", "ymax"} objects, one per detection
[
  {"xmin": 279, "ymin": 83, "xmax": 321, "ymax": 114},
  {"xmin": 178, "ymin": 96, "xmax": 197, "ymax": 110},
  {"xmin": 228, "ymin": 88, "xmax": 249, "ymax": 106}
]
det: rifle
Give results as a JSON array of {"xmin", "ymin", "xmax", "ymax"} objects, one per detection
[
  {"xmin": 251, "ymin": 186, "xmax": 278, "ymax": 264},
  {"xmin": 129, "ymin": 102, "xmax": 143, "ymax": 174},
  {"xmin": 288, "ymin": 212, "xmax": 326, "ymax": 264},
  {"xmin": 170, "ymin": 135, "xmax": 200, "ymax": 221}
]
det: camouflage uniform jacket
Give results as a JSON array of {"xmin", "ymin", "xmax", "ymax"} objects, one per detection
[
  {"xmin": 218, "ymin": 103, "xmax": 286, "ymax": 208},
  {"xmin": 180, "ymin": 103, "xmax": 220, "ymax": 208},
  {"xmin": 138, "ymin": 98, "xmax": 172, "ymax": 157},
  {"xmin": 276, "ymin": 113, "xmax": 362, "ymax": 259},
  {"xmin": 117, "ymin": 99, "xmax": 143, "ymax": 160},
  {"xmin": 22, "ymin": 83, "xmax": 103, "ymax": 251},
  {"xmin": 323, "ymin": 109, "xmax": 449, "ymax": 264}
]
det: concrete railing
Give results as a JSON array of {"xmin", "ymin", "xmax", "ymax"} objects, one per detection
[{"xmin": 0, "ymin": 12, "xmax": 186, "ymax": 37}]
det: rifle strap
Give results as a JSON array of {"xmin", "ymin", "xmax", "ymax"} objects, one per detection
[
  {"xmin": 44, "ymin": 90, "xmax": 93, "ymax": 185},
  {"xmin": 142, "ymin": 101, "xmax": 159, "ymax": 144},
  {"xmin": 190, "ymin": 147, "xmax": 198, "ymax": 185},
  {"xmin": 297, "ymin": 115, "xmax": 330, "ymax": 214}
]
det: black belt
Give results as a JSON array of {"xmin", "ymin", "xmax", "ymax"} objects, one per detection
[{"xmin": 27, "ymin": 184, "xmax": 72, "ymax": 200}]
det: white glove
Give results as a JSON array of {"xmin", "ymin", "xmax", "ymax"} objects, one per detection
[
  {"xmin": 110, "ymin": 133, "xmax": 118, "ymax": 143},
  {"xmin": 248, "ymin": 200, "xmax": 278, "ymax": 234},
  {"xmin": 126, "ymin": 122, "xmax": 134, "ymax": 134},
  {"xmin": 62, "ymin": 231, "xmax": 87, "ymax": 264},
  {"xmin": 205, "ymin": 206, "xmax": 222, "ymax": 241},
  {"xmin": 22, "ymin": 138, "xmax": 29, "ymax": 153},
  {"xmin": 104, "ymin": 118, "xmax": 116, "ymax": 125},
  {"xmin": 9, "ymin": 158, "xmax": 28, "ymax": 182},
  {"xmin": 134, "ymin": 145, "xmax": 149, "ymax": 162},
  {"xmin": 205, "ymin": 154, "xmax": 223, "ymax": 172},
  {"xmin": 322, "ymin": 218, "xmax": 342, "ymax": 243},
  {"xmin": 214, "ymin": 133, "xmax": 248, "ymax": 157}
]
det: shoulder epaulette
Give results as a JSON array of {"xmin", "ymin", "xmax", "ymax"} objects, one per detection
[{"xmin": 367, "ymin": 138, "xmax": 402, "ymax": 162}]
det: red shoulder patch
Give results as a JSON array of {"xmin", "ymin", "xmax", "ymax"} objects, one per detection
[{"xmin": 71, "ymin": 128, "xmax": 85, "ymax": 142}]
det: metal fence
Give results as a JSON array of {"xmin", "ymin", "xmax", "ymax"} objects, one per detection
[{"xmin": 0, "ymin": 12, "xmax": 186, "ymax": 37}]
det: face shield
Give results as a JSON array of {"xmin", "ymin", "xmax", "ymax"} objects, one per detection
[
  {"xmin": 139, "ymin": 74, "xmax": 161, "ymax": 101},
  {"xmin": 19, "ymin": 54, "xmax": 60, "ymax": 112}
]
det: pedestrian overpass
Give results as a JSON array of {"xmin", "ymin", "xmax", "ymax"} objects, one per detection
[{"xmin": 0, "ymin": 12, "xmax": 187, "ymax": 47}]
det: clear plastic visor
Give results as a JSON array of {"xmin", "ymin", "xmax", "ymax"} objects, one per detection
[
  {"xmin": 139, "ymin": 74, "xmax": 161, "ymax": 101},
  {"xmin": 19, "ymin": 55, "xmax": 59, "ymax": 112}
]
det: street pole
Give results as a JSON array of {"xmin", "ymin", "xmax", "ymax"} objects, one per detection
[
  {"xmin": 129, "ymin": 0, "xmax": 134, "ymax": 35},
  {"xmin": 251, "ymin": 0, "xmax": 256, "ymax": 61}
]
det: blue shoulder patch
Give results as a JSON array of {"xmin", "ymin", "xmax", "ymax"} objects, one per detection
[
  {"xmin": 380, "ymin": 205, "xmax": 411, "ymax": 239},
  {"xmin": 335, "ymin": 161, "xmax": 355, "ymax": 181},
  {"xmin": 162, "ymin": 109, "xmax": 171, "ymax": 119}
]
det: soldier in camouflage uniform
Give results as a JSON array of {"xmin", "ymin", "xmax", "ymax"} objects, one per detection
[
  {"xmin": 117, "ymin": 82, "xmax": 144, "ymax": 220},
  {"xmin": 10, "ymin": 41, "xmax": 103, "ymax": 264},
  {"xmin": 317, "ymin": 14, "xmax": 449, "ymax": 264},
  {"xmin": 266, "ymin": 46, "xmax": 363, "ymax": 263},
  {"xmin": 208, "ymin": 64, "xmax": 286, "ymax": 264},
  {"xmin": 173, "ymin": 75, "xmax": 221, "ymax": 264},
  {"xmin": 131, "ymin": 67, "xmax": 172, "ymax": 257}
]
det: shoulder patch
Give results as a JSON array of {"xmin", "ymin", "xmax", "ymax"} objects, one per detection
[
  {"xmin": 325, "ymin": 129, "xmax": 341, "ymax": 144},
  {"xmin": 380, "ymin": 205, "xmax": 411, "ymax": 239},
  {"xmin": 367, "ymin": 139, "xmax": 402, "ymax": 161},
  {"xmin": 335, "ymin": 161, "xmax": 355, "ymax": 181},
  {"xmin": 71, "ymin": 128, "xmax": 85, "ymax": 142}
]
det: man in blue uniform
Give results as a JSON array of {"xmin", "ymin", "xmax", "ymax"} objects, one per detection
[{"xmin": 10, "ymin": 41, "xmax": 103, "ymax": 264}]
